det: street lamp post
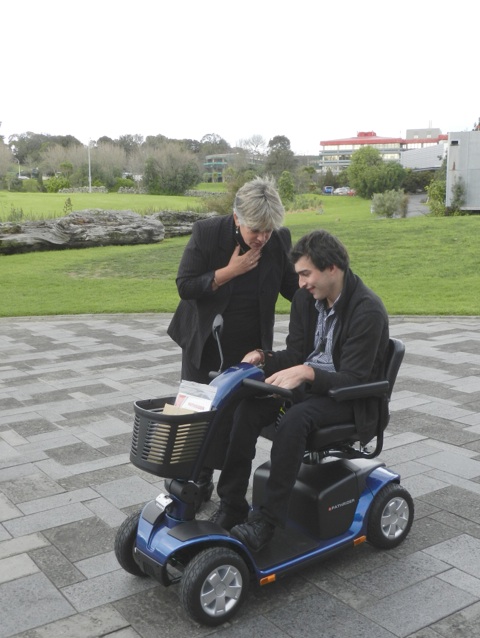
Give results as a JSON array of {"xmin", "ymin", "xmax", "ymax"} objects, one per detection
[{"xmin": 87, "ymin": 141, "xmax": 92, "ymax": 193}]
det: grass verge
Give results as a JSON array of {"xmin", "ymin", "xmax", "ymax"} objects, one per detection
[{"xmin": 1, "ymin": 194, "xmax": 479, "ymax": 317}]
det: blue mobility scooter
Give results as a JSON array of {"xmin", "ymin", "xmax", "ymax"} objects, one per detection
[{"xmin": 114, "ymin": 318, "xmax": 414, "ymax": 626}]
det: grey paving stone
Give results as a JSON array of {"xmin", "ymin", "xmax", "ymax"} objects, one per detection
[
  {"xmin": 18, "ymin": 487, "xmax": 98, "ymax": 515},
  {"xmin": 74, "ymin": 550, "xmax": 119, "ymax": 578},
  {"xmin": 45, "ymin": 442, "xmax": 107, "ymax": 465},
  {"xmin": 389, "ymin": 515, "xmax": 461, "ymax": 557},
  {"xmin": 0, "ymin": 461, "xmax": 38, "ymax": 483},
  {"xmin": 61, "ymin": 569, "xmax": 158, "ymax": 612},
  {"xmin": 3, "ymin": 502, "xmax": 94, "ymax": 537},
  {"xmin": 112, "ymin": 585, "xmax": 230, "ymax": 638},
  {"xmin": 0, "ymin": 573, "xmax": 74, "ymax": 638},
  {"xmin": 418, "ymin": 486, "xmax": 480, "ymax": 524},
  {"xmin": 2, "ymin": 476, "xmax": 65, "ymax": 510},
  {"xmin": 0, "ymin": 533, "xmax": 49, "ymax": 560},
  {"xmin": 35, "ymin": 453, "xmax": 130, "ymax": 480},
  {"xmin": 427, "ymin": 599, "xmax": 480, "ymax": 637},
  {"xmin": 303, "ymin": 564, "xmax": 378, "ymax": 609},
  {"xmin": 422, "ymin": 534, "xmax": 480, "ymax": 577},
  {"xmin": 320, "ymin": 542, "xmax": 397, "ymax": 579},
  {"xmin": 0, "ymin": 553, "xmax": 40, "ymax": 584},
  {"xmin": 437, "ymin": 568, "xmax": 480, "ymax": 597},
  {"xmin": 42, "ymin": 516, "xmax": 118, "ymax": 562},
  {"xmin": 201, "ymin": 615, "xmax": 290, "ymax": 638},
  {"xmin": 262, "ymin": 592, "xmax": 396, "ymax": 638},
  {"xmin": 361, "ymin": 577, "xmax": 478, "ymax": 637},
  {"xmin": 0, "ymin": 492, "xmax": 22, "ymax": 521},
  {"xmin": 29, "ymin": 544, "xmax": 85, "ymax": 588},
  {"xmin": 428, "ymin": 509, "xmax": 480, "ymax": 539},
  {"xmin": 401, "ymin": 473, "xmax": 451, "ymax": 498},
  {"xmin": 10, "ymin": 605, "xmax": 131, "ymax": 638},
  {"xmin": 102, "ymin": 628, "xmax": 142, "ymax": 637},
  {"xmin": 1, "ymin": 314, "xmax": 480, "ymax": 637},
  {"xmin": 91, "ymin": 475, "xmax": 161, "ymax": 509},
  {"xmin": 57, "ymin": 464, "xmax": 137, "ymax": 490},
  {"xmin": 352, "ymin": 551, "xmax": 450, "ymax": 597},
  {"xmin": 84, "ymin": 497, "xmax": 127, "ymax": 527}
]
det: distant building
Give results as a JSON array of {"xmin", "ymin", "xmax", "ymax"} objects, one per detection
[
  {"xmin": 317, "ymin": 129, "xmax": 447, "ymax": 174},
  {"xmin": 401, "ymin": 142, "xmax": 447, "ymax": 172},
  {"xmin": 203, "ymin": 152, "xmax": 263, "ymax": 182},
  {"xmin": 446, "ymin": 131, "xmax": 480, "ymax": 212}
]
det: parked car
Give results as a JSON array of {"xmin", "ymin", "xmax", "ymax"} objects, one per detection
[
  {"xmin": 334, "ymin": 186, "xmax": 352, "ymax": 195},
  {"xmin": 323, "ymin": 186, "xmax": 334, "ymax": 194}
]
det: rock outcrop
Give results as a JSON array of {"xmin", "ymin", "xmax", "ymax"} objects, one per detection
[{"xmin": 0, "ymin": 209, "xmax": 218, "ymax": 255}]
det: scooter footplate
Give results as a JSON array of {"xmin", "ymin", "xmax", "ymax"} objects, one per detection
[{"xmin": 253, "ymin": 527, "xmax": 319, "ymax": 570}]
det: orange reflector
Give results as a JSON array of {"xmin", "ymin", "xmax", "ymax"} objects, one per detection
[
  {"xmin": 259, "ymin": 574, "xmax": 276, "ymax": 585},
  {"xmin": 354, "ymin": 536, "xmax": 367, "ymax": 546}
]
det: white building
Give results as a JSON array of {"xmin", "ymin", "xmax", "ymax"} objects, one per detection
[{"xmin": 446, "ymin": 131, "xmax": 480, "ymax": 212}]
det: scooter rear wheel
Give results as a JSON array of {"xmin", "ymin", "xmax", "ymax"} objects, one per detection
[
  {"xmin": 114, "ymin": 510, "xmax": 147, "ymax": 577},
  {"xmin": 367, "ymin": 483, "xmax": 414, "ymax": 549},
  {"xmin": 180, "ymin": 547, "xmax": 249, "ymax": 626}
]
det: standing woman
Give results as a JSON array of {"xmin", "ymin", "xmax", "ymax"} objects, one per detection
[{"xmin": 167, "ymin": 176, "xmax": 299, "ymax": 505}]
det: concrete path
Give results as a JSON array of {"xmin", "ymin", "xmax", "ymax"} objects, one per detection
[{"xmin": 1, "ymin": 314, "xmax": 480, "ymax": 638}]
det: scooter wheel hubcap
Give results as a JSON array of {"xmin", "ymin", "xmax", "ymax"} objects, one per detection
[
  {"xmin": 381, "ymin": 497, "xmax": 409, "ymax": 539},
  {"xmin": 201, "ymin": 565, "xmax": 243, "ymax": 617}
]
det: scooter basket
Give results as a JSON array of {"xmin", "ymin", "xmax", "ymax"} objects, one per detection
[{"xmin": 130, "ymin": 397, "xmax": 216, "ymax": 478}]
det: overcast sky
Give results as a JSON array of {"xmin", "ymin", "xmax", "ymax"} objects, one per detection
[{"xmin": 1, "ymin": 0, "xmax": 477, "ymax": 156}]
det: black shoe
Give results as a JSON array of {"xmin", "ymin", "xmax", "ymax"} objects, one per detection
[
  {"xmin": 209, "ymin": 505, "xmax": 247, "ymax": 531},
  {"xmin": 230, "ymin": 515, "xmax": 275, "ymax": 552},
  {"xmin": 194, "ymin": 478, "xmax": 214, "ymax": 512}
]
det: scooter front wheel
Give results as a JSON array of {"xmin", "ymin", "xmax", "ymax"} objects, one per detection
[
  {"xmin": 114, "ymin": 510, "xmax": 147, "ymax": 577},
  {"xmin": 367, "ymin": 483, "xmax": 414, "ymax": 549},
  {"xmin": 180, "ymin": 547, "xmax": 249, "ymax": 626}
]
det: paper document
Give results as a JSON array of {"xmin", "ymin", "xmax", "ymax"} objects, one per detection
[{"xmin": 174, "ymin": 380, "xmax": 217, "ymax": 411}]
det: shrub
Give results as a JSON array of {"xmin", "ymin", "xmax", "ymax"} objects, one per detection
[
  {"xmin": 45, "ymin": 175, "xmax": 71, "ymax": 193},
  {"xmin": 278, "ymin": 171, "xmax": 295, "ymax": 203},
  {"xmin": 371, "ymin": 190, "xmax": 408, "ymax": 218},
  {"xmin": 111, "ymin": 177, "xmax": 136, "ymax": 192},
  {"xmin": 426, "ymin": 178, "xmax": 446, "ymax": 216},
  {"xmin": 21, "ymin": 178, "xmax": 41, "ymax": 193}
]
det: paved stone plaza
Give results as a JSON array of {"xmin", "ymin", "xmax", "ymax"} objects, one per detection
[{"xmin": 1, "ymin": 314, "xmax": 480, "ymax": 638}]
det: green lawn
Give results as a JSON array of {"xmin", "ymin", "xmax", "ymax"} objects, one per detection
[
  {"xmin": 1, "ymin": 192, "xmax": 479, "ymax": 317},
  {"xmin": 0, "ymin": 191, "xmax": 206, "ymax": 220}
]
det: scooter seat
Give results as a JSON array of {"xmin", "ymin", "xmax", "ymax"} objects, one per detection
[{"xmin": 307, "ymin": 423, "xmax": 358, "ymax": 450}]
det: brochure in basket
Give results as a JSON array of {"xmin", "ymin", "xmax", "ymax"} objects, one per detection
[{"xmin": 174, "ymin": 380, "xmax": 217, "ymax": 412}]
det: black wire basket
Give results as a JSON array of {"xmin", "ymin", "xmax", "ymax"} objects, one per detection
[{"xmin": 130, "ymin": 397, "xmax": 216, "ymax": 478}]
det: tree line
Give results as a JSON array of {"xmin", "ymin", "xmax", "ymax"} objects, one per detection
[
  {"xmin": 0, "ymin": 129, "xmax": 309, "ymax": 195},
  {"xmin": 1, "ymin": 126, "xmax": 445, "ymax": 214}
]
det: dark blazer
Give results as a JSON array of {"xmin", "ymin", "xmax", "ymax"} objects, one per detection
[
  {"xmin": 264, "ymin": 269, "xmax": 389, "ymax": 444},
  {"xmin": 167, "ymin": 214, "xmax": 298, "ymax": 369}
]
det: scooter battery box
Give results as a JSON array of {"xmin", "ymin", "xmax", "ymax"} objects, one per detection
[{"xmin": 253, "ymin": 459, "xmax": 359, "ymax": 540}]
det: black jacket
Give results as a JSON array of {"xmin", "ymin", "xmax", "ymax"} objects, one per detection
[
  {"xmin": 167, "ymin": 214, "xmax": 298, "ymax": 369},
  {"xmin": 264, "ymin": 269, "xmax": 389, "ymax": 444}
]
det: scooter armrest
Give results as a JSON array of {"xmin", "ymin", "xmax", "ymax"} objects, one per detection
[
  {"xmin": 242, "ymin": 378, "xmax": 293, "ymax": 400},
  {"xmin": 329, "ymin": 380, "xmax": 390, "ymax": 402}
]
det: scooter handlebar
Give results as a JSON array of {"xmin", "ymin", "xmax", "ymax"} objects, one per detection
[{"xmin": 242, "ymin": 377, "xmax": 293, "ymax": 400}]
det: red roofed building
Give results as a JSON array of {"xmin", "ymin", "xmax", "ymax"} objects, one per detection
[{"xmin": 318, "ymin": 129, "xmax": 447, "ymax": 174}]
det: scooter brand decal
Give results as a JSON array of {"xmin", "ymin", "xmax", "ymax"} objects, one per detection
[{"xmin": 328, "ymin": 498, "xmax": 355, "ymax": 512}]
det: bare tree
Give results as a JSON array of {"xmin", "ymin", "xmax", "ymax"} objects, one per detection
[
  {"xmin": 0, "ymin": 142, "xmax": 14, "ymax": 178},
  {"xmin": 39, "ymin": 144, "xmax": 87, "ymax": 176},
  {"xmin": 237, "ymin": 134, "xmax": 266, "ymax": 158}
]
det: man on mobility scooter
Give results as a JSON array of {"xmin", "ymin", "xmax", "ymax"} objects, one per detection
[
  {"xmin": 115, "ymin": 228, "xmax": 412, "ymax": 627},
  {"xmin": 211, "ymin": 229, "xmax": 391, "ymax": 552}
]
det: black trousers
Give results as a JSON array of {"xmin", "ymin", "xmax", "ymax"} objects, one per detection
[{"xmin": 217, "ymin": 393, "xmax": 355, "ymax": 526}]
